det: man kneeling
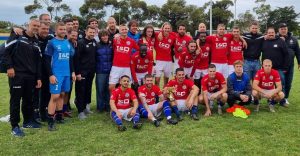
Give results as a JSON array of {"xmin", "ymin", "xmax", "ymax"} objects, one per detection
[
  {"xmin": 110, "ymin": 75, "xmax": 142, "ymax": 131},
  {"xmin": 252, "ymin": 59, "xmax": 285, "ymax": 112}
]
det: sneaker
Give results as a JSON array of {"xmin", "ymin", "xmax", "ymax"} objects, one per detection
[
  {"xmin": 84, "ymin": 109, "xmax": 93, "ymax": 115},
  {"xmin": 33, "ymin": 119, "xmax": 42, "ymax": 125},
  {"xmin": 133, "ymin": 122, "xmax": 143, "ymax": 129},
  {"xmin": 191, "ymin": 114, "xmax": 199, "ymax": 120},
  {"xmin": 269, "ymin": 105, "xmax": 276, "ymax": 113},
  {"xmin": 78, "ymin": 112, "xmax": 87, "ymax": 120},
  {"xmin": 254, "ymin": 104, "xmax": 260, "ymax": 112},
  {"xmin": 153, "ymin": 120, "xmax": 160, "ymax": 127},
  {"xmin": 11, "ymin": 126, "xmax": 25, "ymax": 137},
  {"xmin": 48, "ymin": 123, "xmax": 56, "ymax": 131},
  {"xmin": 177, "ymin": 115, "xmax": 184, "ymax": 121},
  {"xmin": 167, "ymin": 119, "xmax": 178, "ymax": 125},
  {"xmin": 156, "ymin": 116, "xmax": 164, "ymax": 121},
  {"xmin": 118, "ymin": 125, "xmax": 127, "ymax": 131},
  {"xmin": 23, "ymin": 121, "xmax": 41, "ymax": 129},
  {"xmin": 85, "ymin": 104, "xmax": 93, "ymax": 114},
  {"xmin": 217, "ymin": 104, "xmax": 223, "ymax": 115},
  {"xmin": 280, "ymin": 99, "xmax": 289, "ymax": 108},
  {"xmin": 285, "ymin": 99, "xmax": 290, "ymax": 105}
]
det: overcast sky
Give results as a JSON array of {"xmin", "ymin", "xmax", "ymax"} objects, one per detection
[{"xmin": 0, "ymin": 0, "xmax": 299, "ymax": 25}]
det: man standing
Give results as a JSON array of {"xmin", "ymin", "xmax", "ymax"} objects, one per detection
[
  {"xmin": 252, "ymin": 59, "xmax": 285, "ymax": 112},
  {"xmin": 4, "ymin": 19, "xmax": 42, "ymax": 137},
  {"xmin": 110, "ymin": 75, "xmax": 142, "ymax": 131},
  {"xmin": 74, "ymin": 26, "xmax": 97, "ymax": 119},
  {"xmin": 228, "ymin": 26, "xmax": 244, "ymax": 75},
  {"xmin": 107, "ymin": 17, "xmax": 119, "ymax": 42},
  {"xmin": 73, "ymin": 17, "xmax": 85, "ymax": 40},
  {"xmin": 44, "ymin": 22, "xmax": 76, "ymax": 131},
  {"xmin": 178, "ymin": 40, "xmax": 198, "ymax": 78},
  {"xmin": 262, "ymin": 27, "xmax": 289, "ymax": 106},
  {"xmin": 199, "ymin": 64, "xmax": 227, "ymax": 116},
  {"xmin": 278, "ymin": 23, "xmax": 300, "ymax": 105},
  {"xmin": 227, "ymin": 60, "xmax": 252, "ymax": 107}
]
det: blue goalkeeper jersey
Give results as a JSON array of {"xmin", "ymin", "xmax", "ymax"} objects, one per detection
[{"xmin": 45, "ymin": 38, "xmax": 74, "ymax": 76}]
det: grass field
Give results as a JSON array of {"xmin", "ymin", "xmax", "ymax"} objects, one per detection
[{"xmin": 0, "ymin": 40, "xmax": 299, "ymax": 155}]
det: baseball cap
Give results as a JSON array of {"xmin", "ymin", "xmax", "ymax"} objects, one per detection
[{"xmin": 279, "ymin": 23, "xmax": 287, "ymax": 28}]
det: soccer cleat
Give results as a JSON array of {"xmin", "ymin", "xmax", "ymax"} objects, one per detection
[
  {"xmin": 118, "ymin": 125, "xmax": 127, "ymax": 131},
  {"xmin": 191, "ymin": 114, "xmax": 199, "ymax": 120},
  {"xmin": 11, "ymin": 126, "xmax": 25, "ymax": 137},
  {"xmin": 177, "ymin": 115, "xmax": 184, "ymax": 121},
  {"xmin": 269, "ymin": 105, "xmax": 276, "ymax": 113},
  {"xmin": 78, "ymin": 112, "xmax": 87, "ymax": 120},
  {"xmin": 167, "ymin": 119, "xmax": 178, "ymax": 125},
  {"xmin": 48, "ymin": 123, "xmax": 57, "ymax": 131},
  {"xmin": 153, "ymin": 120, "xmax": 160, "ymax": 127},
  {"xmin": 23, "ymin": 121, "xmax": 41, "ymax": 129},
  {"xmin": 133, "ymin": 122, "xmax": 143, "ymax": 129}
]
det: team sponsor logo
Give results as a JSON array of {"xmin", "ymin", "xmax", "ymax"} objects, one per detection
[
  {"xmin": 159, "ymin": 42, "xmax": 170, "ymax": 48},
  {"xmin": 116, "ymin": 46, "xmax": 130, "ymax": 53},
  {"xmin": 216, "ymin": 43, "xmax": 227, "ymax": 48},
  {"xmin": 145, "ymin": 59, "xmax": 149, "ymax": 63},
  {"xmin": 231, "ymin": 46, "xmax": 242, "ymax": 52},
  {"xmin": 125, "ymin": 93, "xmax": 129, "ymax": 97},
  {"xmin": 151, "ymin": 92, "xmax": 155, "ymax": 96},
  {"xmin": 262, "ymin": 82, "xmax": 273, "ymax": 87},
  {"xmin": 118, "ymin": 99, "xmax": 130, "ymax": 105},
  {"xmin": 58, "ymin": 53, "xmax": 70, "ymax": 60},
  {"xmin": 182, "ymin": 85, "xmax": 187, "ymax": 89},
  {"xmin": 126, "ymin": 41, "xmax": 131, "ymax": 45},
  {"xmin": 176, "ymin": 91, "xmax": 186, "ymax": 97}
]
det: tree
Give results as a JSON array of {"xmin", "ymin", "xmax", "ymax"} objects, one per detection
[
  {"xmin": 267, "ymin": 6, "xmax": 300, "ymax": 33},
  {"xmin": 253, "ymin": 0, "xmax": 271, "ymax": 32},
  {"xmin": 236, "ymin": 10, "xmax": 256, "ymax": 32},
  {"xmin": 79, "ymin": 0, "xmax": 107, "ymax": 20},
  {"xmin": 144, "ymin": 5, "xmax": 161, "ymax": 27},
  {"xmin": 24, "ymin": 0, "xmax": 71, "ymax": 21}
]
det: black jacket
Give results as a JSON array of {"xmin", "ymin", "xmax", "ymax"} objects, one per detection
[
  {"xmin": 242, "ymin": 32, "xmax": 264, "ymax": 60},
  {"xmin": 262, "ymin": 37, "xmax": 290, "ymax": 70},
  {"xmin": 4, "ymin": 30, "xmax": 42, "ymax": 79},
  {"xmin": 279, "ymin": 32, "xmax": 300, "ymax": 66},
  {"xmin": 74, "ymin": 38, "xmax": 97, "ymax": 74}
]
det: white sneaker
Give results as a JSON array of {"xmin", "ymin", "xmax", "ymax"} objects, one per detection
[
  {"xmin": 85, "ymin": 104, "xmax": 93, "ymax": 114},
  {"xmin": 269, "ymin": 105, "xmax": 276, "ymax": 113},
  {"xmin": 78, "ymin": 112, "xmax": 87, "ymax": 120},
  {"xmin": 285, "ymin": 99, "xmax": 290, "ymax": 105}
]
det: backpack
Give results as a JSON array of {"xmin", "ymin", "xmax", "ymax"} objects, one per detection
[{"xmin": 0, "ymin": 38, "xmax": 20, "ymax": 73}]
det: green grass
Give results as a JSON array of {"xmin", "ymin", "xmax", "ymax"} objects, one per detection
[{"xmin": 0, "ymin": 41, "xmax": 299, "ymax": 155}]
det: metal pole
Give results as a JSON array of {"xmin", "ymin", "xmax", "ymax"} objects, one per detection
[
  {"xmin": 234, "ymin": 0, "xmax": 237, "ymax": 25},
  {"xmin": 210, "ymin": 0, "xmax": 212, "ymax": 35}
]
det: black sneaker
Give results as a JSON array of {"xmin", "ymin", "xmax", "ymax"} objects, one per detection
[
  {"xmin": 167, "ymin": 119, "xmax": 178, "ymax": 125},
  {"xmin": 153, "ymin": 120, "xmax": 160, "ymax": 127},
  {"xmin": 133, "ymin": 122, "xmax": 143, "ymax": 129},
  {"xmin": 118, "ymin": 125, "xmax": 127, "ymax": 131},
  {"xmin": 191, "ymin": 114, "xmax": 199, "ymax": 120},
  {"xmin": 177, "ymin": 115, "xmax": 184, "ymax": 121},
  {"xmin": 23, "ymin": 121, "xmax": 41, "ymax": 129},
  {"xmin": 156, "ymin": 116, "xmax": 164, "ymax": 121},
  {"xmin": 48, "ymin": 123, "xmax": 56, "ymax": 131}
]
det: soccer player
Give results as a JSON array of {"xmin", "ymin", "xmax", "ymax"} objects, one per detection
[
  {"xmin": 163, "ymin": 68, "xmax": 200, "ymax": 121},
  {"xmin": 228, "ymin": 26, "xmax": 244, "ymax": 75},
  {"xmin": 130, "ymin": 44, "xmax": 153, "ymax": 86},
  {"xmin": 74, "ymin": 26, "xmax": 97, "ymax": 119},
  {"xmin": 139, "ymin": 25, "xmax": 155, "ymax": 55},
  {"xmin": 252, "ymin": 59, "xmax": 285, "ymax": 112},
  {"xmin": 109, "ymin": 24, "xmax": 139, "ymax": 93},
  {"xmin": 199, "ymin": 64, "xmax": 227, "ymax": 116},
  {"xmin": 4, "ymin": 19, "xmax": 42, "ymax": 137},
  {"xmin": 174, "ymin": 24, "xmax": 192, "ymax": 72},
  {"xmin": 154, "ymin": 22, "xmax": 176, "ymax": 86},
  {"xmin": 110, "ymin": 75, "xmax": 142, "ymax": 131},
  {"xmin": 178, "ymin": 40, "xmax": 198, "ymax": 78},
  {"xmin": 44, "ymin": 22, "xmax": 76, "ymax": 131},
  {"xmin": 137, "ymin": 74, "xmax": 164, "ymax": 127},
  {"xmin": 227, "ymin": 60, "xmax": 252, "ymax": 107}
]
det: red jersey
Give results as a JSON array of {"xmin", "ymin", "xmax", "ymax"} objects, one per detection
[
  {"xmin": 138, "ymin": 85, "xmax": 162, "ymax": 105},
  {"xmin": 201, "ymin": 72, "xmax": 226, "ymax": 93},
  {"xmin": 228, "ymin": 39, "xmax": 243, "ymax": 65},
  {"xmin": 178, "ymin": 51, "xmax": 197, "ymax": 68},
  {"xmin": 174, "ymin": 34, "xmax": 192, "ymax": 59},
  {"xmin": 166, "ymin": 79, "xmax": 194, "ymax": 100},
  {"xmin": 190, "ymin": 43, "xmax": 210, "ymax": 77},
  {"xmin": 130, "ymin": 52, "xmax": 154, "ymax": 83},
  {"xmin": 254, "ymin": 69, "xmax": 281, "ymax": 90},
  {"xmin": 110, "ymin": 87, "xmax": 137, "ymax": 109},
  {"xmin": 154, "ymin": 32, "xmax": 176, "ymax": 61},
  {"xmin": 113, "ymin": 37, "xmax": 139, "ymax": 67},
  {"xmin": 139, "ymin": 37, "xmax": 155, "ymax": 54},
  {"xmin": 206, "ymin": 34, "xmax": 233, "ymax": 63}
]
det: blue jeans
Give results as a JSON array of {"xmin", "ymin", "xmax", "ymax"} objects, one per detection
[
  {"xmin": 95, "ymin": 73, "xmax": 110, "ymax": 112},
  {"xmin": 277, "ymin": 70, "xmax": 286, "ymax": 96},
  {"xmin": 243, "ymin": 59, "xmax": 261, "ymax": 80},
  {"xmin": 284, "ymin": 65, "xmax": 294, "ymax": 98}
]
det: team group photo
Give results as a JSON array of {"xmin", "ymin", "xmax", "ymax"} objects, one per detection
[{"xmin": 0, "ymin": 0, "xmax": 299, "ymax": 155}]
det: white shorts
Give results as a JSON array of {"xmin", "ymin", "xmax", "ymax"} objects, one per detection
[
  {"xmin": 155, "ymin": 60, "xmax": 173, "ymax": 78},
  {"xmin": 173, "ymin": 59, "xmax": 179, "ymax": 74},
  {"xmin": 118, "ymin": 108, "xmax": 133, "ymax": 121},
  {"xmin": 184, "ymin": 67, "xmax": 193, "ymax": 77},
  {"xmin": 136, "ymin": 72, "xmax": 147, "ymax": 85},
  {"xmin": 149, "ymin": 103, "xmax": 162, "ymax": 117},
  {"xmin": 194, "ymin": 69, "xmax": 208, "ymax": 79},
  {"xmin": 228, "ymin": 65, "xmax": 234, "ymax": 76},
  {"xmin": 176, "ymin": 99, "xmax": 188, "ymax": 111},
  {"xmin": 213, "ymin": 63, "xmax": 228, "ymax": 78},
  {"xmin": 259, "ymin": 89, "xmax": 276, "ymax": 99},
  {"xmin": 109, "ymin": 66, "xmax": 132, "ymax": 84}
]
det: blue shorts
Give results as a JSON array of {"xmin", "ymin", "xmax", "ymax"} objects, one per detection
[{"xmin": 49, "ymin": 76, "xmax": 71, "ymax": 94}]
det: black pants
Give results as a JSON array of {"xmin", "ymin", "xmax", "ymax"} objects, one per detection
[
  {"xmin": 75, "ymin": 72, "xmax": 95, "ymax": 113},
  {"xmin": 227, "ymin": 94, "xmax": 251, "ymax": 107},
  {"xmin": 9, "ymin": 76, "xmax": 35, "ymax": 128}
]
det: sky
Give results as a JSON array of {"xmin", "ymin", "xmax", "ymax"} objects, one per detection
[{"xmin": 0, "ymin": 0, "xmax": 299, "ymax": 25}]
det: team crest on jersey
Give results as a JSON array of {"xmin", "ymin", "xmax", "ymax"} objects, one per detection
[
  {"xmin": 137, "ymin": 59, "xmax": 140, "ymax": 63},
  {"xmin": 216, "ymin": 38, "xmax": 219, "ymax": 41},
  {"xmin": 168, "ymin": 39, "xmax": 172, "ymax": 43},
  {"xmin": 208, "ymin": 82, "xmax": 211, "ymax": 86},
  {"xmin": 223, "ymin": 37, "xmax": 227, "ymax": 41},
  {"xmin": 126, "ymin": 41, "xmax": 131, "ymax": 45},
  {"xmin": 79, "ymin": 34, "xmax": 83, "ymax": 38},
  {"xmin": 270, "ymin": 75, "xmax": 273, "ymax": 80},
  {"xmin": 206, "ymin": 47, "xmax": 210, "ymax": 51},
  {"xmin": 182, "ymin": 85, "xmax": 187, "ymax": 89},
  {"xmin": 239, "ymin": 42, "xmax": 242, "ymax": 45},
  {"xmin": 145, "ymin": 59, "xmax": 149, "ymax": 63},
  {"xmin": 86, "ymin": 45, "xmax": 89, "ymax": 48},
  {"xmin": 182, "ymin": 40, "xmax": 186, "ymax": 44},
  {"xmin": 125, "ymin": 93, "xmax": 129, "ymax": 97},
  {"xmin": 215, "ymin": 80, "xmax": 219, "ymax": 83},
  {"xmin": 274, "ymin": 44, "xmax": 278, "ymax": 48},
  {"xmin": 151, "ymin": 92, "xmax": 155, "ymax": 96},
  {"xmin": 290, "ymin": 40, "xmax": 293, "ymax": 43}
]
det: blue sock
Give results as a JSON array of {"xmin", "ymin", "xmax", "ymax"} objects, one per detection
[
  {"xmin": 63, "ymin": 104, "xmax": 67, "ymax": 113},
  {"xmin": 138, "ymin": 105, "xmax": 148, "ymax": 118},
  {"xmin": 172, "ymin": 106, "xmax": 181, "ymax": 117},
  {"xmin": 163, "ymin": 101, "xmax": 172, "ymax": 118},
  {"xmin": 191, "ymin": 105, "xmax": 198, "ymax": 114},
  {"xmin": 132, "ymin": 113, "xmax": 140, "ymax": 124},
  {"xmin": 111, "ymin": 111, "xmax": 122, "ymax": 126}
]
